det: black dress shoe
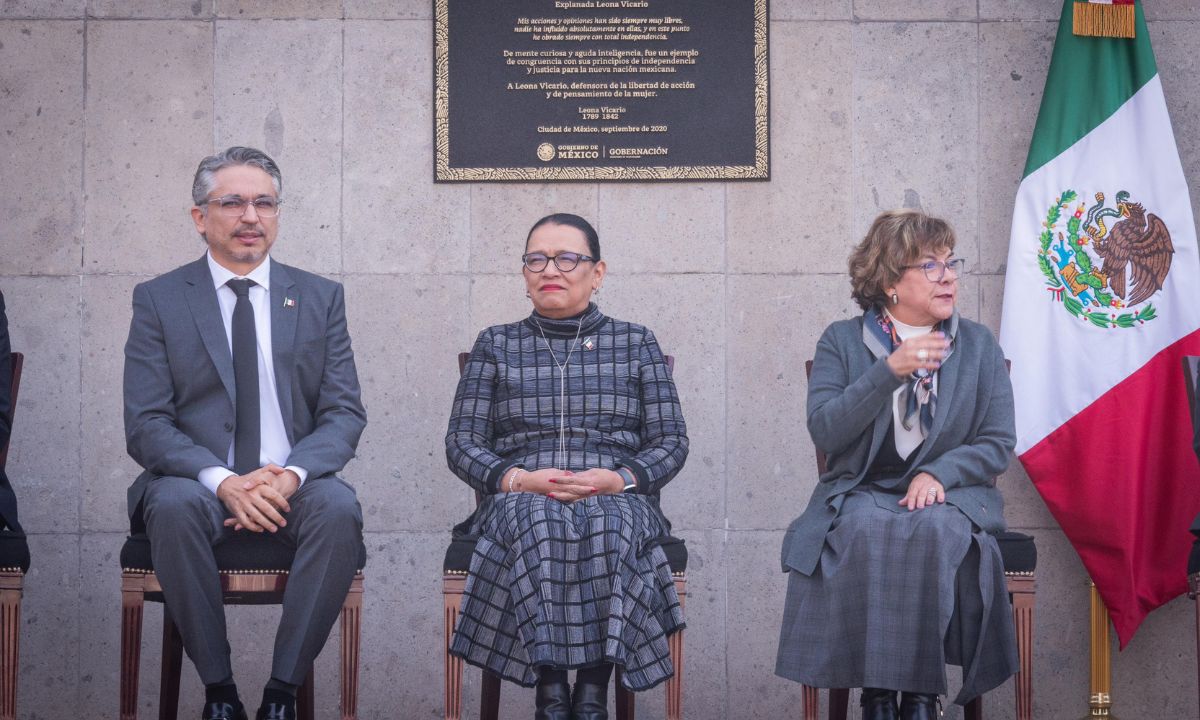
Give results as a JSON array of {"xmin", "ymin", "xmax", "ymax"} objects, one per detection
[
  {"xmin": 202, "ymin": 701, "xmax": 248, "ymax": 720},
  {"xmin": 899, "ymin": 692, "xmax": 940, "ymax": 720},
  {"xmin": 860, "ymin": 687, "xmax": 898, "ymax": 720},
  {"xmin": 534, "ymin": 680, "xmax": 573, "ymax": 720},
  {"xmin": 255, "ymin": 702, "xmax": 296, "ymax": 720},
  {"xmin": 571, "ymin": 680, "xmax": 609, "ymax": 720}
]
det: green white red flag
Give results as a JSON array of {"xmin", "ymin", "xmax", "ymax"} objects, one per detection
[{"xmin": 999, "ymin": 0, "xmax": 1200, "ymax": 645}]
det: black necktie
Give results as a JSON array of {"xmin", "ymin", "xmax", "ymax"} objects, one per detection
[{"xmin": 227, "ymin": 279, "xmax": 260, "ymax": 475}]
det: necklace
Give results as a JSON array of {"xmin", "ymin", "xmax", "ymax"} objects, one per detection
[{"xmin": 532, "ymin": 315, "xmax": 584, "ymax": 465}]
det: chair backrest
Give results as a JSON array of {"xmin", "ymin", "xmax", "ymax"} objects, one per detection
[
  {"xmin": 0, "ymin": 352, "xmax": 23, "ymax": 471},
  {"xmin": 1182, "ymin": 356, "xmax": 1200, "ymax": 460},
  {"xmin": 1183, "ymin": 356, "xmax": 1200, "ymax": 419}
]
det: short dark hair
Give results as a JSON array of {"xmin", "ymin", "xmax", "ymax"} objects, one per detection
[
  {"xmin": 525, "ymin": 213, "xmax": 601, "ymax": 259},
  {"xmin": 191, "ymin": 146, "xmax": 283, "ymax": 206}
]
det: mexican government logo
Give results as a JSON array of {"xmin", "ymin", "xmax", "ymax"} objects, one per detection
[
  {"xmin": 536, "ymin": 143, "xmax": 556, "ymax": 162},
  {"xmin": 1038, "ymin": 190, "xmax": 1174, "ymax": 329}
]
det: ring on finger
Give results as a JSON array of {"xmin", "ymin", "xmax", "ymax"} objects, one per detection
[
  {"xmin": 917, "ymin": 349, "xmax": 930, "ymax": 360},
  {"xmin": 925, "ymin": 487, "xmax": 938, "ymax": 496}
]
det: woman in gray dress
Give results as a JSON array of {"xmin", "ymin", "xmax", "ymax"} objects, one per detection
[
  {"xmin": 446, "ymin": 213, "xmax": 688, "ymax": 720},
  {"xmin": 776, "ymin": 210, "xmax": 1019, "ymax": 720}
]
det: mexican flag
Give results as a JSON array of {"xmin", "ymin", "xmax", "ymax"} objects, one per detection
[{"xmin": 999, "ymin": 0, "xmax": 1200, "ymax": 646}]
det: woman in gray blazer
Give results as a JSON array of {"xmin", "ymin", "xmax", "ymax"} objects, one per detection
[{"xmin": 775, "ymin": 210, "xmax": 1019, "ymax": 720}]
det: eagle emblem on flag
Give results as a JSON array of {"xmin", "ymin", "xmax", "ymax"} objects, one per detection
[{"xmin": 1037, "ymin": 189, "xmax": 1173, "ymax": 328}]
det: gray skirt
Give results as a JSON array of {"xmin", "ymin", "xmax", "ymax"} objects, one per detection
[
  {"xmin": 449, "ymin": 492, "xmax": 685, "ymax": 690},
  {"xmin": 775, "ymin": 491, "xmax": 1018, "ymax": 704}
]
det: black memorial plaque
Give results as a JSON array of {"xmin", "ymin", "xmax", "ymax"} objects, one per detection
[{"xmin": 434, "ymin": 0, "xmax": 768, "ymax": 181}]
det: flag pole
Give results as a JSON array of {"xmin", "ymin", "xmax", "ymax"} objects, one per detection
[{"xmin": 1082, "ymin": 581, "xmax": 1116, "ymax": 718}]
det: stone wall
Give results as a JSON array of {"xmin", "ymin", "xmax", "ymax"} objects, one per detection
[{"xmin": 1, "ymin": 1, "xmax": 1198, "ymax": 717}]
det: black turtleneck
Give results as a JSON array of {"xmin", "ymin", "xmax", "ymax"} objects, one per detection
[{"xmin": 523, "ymin": 302, "xmax": 607, "ymax": 339}]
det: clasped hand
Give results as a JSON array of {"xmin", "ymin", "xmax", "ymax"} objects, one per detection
[
  {"xmin": 887, "ymin": 332, "xmax": 950, "ymax": 378},
  {"xmin": 216, "ymin": 463, "xmax": 300, "ymax": 532},
  {"xmin": 514, "ymin": 468, "xmax": 625, "ymax": 502}
]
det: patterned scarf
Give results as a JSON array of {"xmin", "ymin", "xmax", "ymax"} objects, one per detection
[{"xmin": 861, "ymin": 307, "xmax": 958, "ymax": 436}]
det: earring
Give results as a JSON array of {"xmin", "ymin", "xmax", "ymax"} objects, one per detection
[
  {"xmin": 525, "ymin": 291, "xmax": 532, "ymax": 299},
  {"xmin": 890, "ymin": 292, "xmax": 899, "ymax": 305}
]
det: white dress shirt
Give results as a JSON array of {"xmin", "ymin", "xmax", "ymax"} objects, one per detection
[
  {"xmin": 884, "ymin": 310, "xmax": 938, "ymax": 460},
  {"xmin": 198, "ymin": 252, "xmax": 308, "ymax": 494}
]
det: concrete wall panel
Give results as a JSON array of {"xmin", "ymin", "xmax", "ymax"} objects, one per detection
[
  {"xmin": 0, "ymin": 1, "xmax": 82, "ymax": 18},
  {"xmin": 343, "ymin": 20, "xmax": 471, "ymax": 275},
  {"xmin": 854, "ymin": 0, "xmax": 976, "ymax": 21},
  {"xmin": 2, "ymin": 276, "xmax": 81, "ymax": 534},
  {"xmin": 81, "ymin": 274, "xmax": 143, "ymax": 532},
  {"xmin": 89, "ymin": 0, "xmax": 212, "ymax": 18},
  {"xmin": 84, "ymin": 20, "xmax": 213, "ymax": 274},
  {"xmin": 0, "ymin": 21, "xmax": 84, "ymax": 275},
  {"xmin": 215, "ymin": 19, "xmax": 342, "ymax": 274},
  {"xmin": 216, "ymin": 0, "xmax": 341, "ymax": 19},
  {"xmin": 727, "ymin": 22, "xmax": 852, "ymax": 275},
  {"xmin": 852, "ymin": 22, "xmax": 979, "ymax": 260}
]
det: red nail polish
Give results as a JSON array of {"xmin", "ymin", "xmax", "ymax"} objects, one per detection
[
  {"xmin": 590, "ymin": 488, "xmax": 598, "ymax": 494},
  {"xmin": 548, "ymin": 478, "xmax": 557, "ymax": 484}
]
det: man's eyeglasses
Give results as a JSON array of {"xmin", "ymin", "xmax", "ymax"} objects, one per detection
[
  {"xmin": 905, "ymin": 257, "xmax": 965, "ymax": 282},
  {"xmin": 204, "ymin": 195, "xmax": 282, "ymax": 218},
  {"xmin": 522, "ymin": 252, "xmax": 596, "ymax": 273}
]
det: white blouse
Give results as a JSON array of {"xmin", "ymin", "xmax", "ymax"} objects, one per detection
[{"xmin": 884, "ymin": 310, "xmax": 938, "ymax": 460}]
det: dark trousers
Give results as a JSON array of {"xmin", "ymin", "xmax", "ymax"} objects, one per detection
[{"xmin": 142, "ymin": 475, "xmax": 362, "ymax": 686}]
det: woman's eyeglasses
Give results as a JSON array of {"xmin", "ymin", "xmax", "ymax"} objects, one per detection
[
  {"xmin": 522, "ymin": 252, "xmax": 596, "ymax": 273},
  {"xmin": 905, "ymin": 258, "xmax": 965, "ymax": 282}
]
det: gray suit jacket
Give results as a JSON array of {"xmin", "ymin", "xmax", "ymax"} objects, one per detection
[
  {"xmin": 781, "ymin": 315, "xmax": 1016, "ymax": 576},
  {"xmin": 123, "ymin": 256, "xmax": 366, "ymax": 528}
]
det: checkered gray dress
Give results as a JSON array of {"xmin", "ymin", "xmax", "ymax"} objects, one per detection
[{"xmin": 445, "ymin": 304, "xmax": 688, "ymax": 690}]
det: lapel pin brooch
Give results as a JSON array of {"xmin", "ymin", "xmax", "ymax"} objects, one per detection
[
  {"xmin": 583, "ymin": 337, "xmax": 595, "ymax": 350},
  {"xmin": 283, "ymin": 297, "xmax": 296, "ymax": 308}
]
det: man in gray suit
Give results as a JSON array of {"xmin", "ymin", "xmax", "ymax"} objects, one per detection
[{"xmin": 123, "ymin": 147, "xmax": 366, "ymax": 720}]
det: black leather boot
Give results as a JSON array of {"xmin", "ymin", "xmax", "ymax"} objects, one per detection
[
  {"xmin": 571, "ymin": 680, "xmax": 609, "ymax": 720},
  {"xmin": 899, "ymin": 692, "xmax": 940, "ymax": 720},
  {"xmin": 860, "ymin": 687, "xmax": 898, "ymax": 720},
  {"xmin": 534, "ymin": 680, "xmax": 572, "ymax": 720}
]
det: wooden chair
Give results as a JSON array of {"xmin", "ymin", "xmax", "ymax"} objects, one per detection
[
  {"xmin": 1181, "ymin": 356, "xmax": 1200, "ymax": 718},
  {"xmin": 443, "ymin": 352, "xmax": 687, "ymax": 720},
  {"xmin": 800, "ymin": 360, "xmax": 1036, "ymax": 720},
  {"xmin": 119, "ymin": 524, "xmax": 365, "ymax": 720},
  {"xmin": 0, "ymin": 352, "xmax": 27, "ymax": 720}
]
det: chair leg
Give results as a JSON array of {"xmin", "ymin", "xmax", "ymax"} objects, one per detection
[
  {"xmin": 828, "ymin": 687, "xmax": 849, "ymax": 720},
  {"xmin": 664, "ymin": 576, "xmax": 685, "ymax": 720},
  {"xmin": 159, "ymin": 608, "xmax": 184, "ymax": 720},
  {"xmin": 1009, "ymin": 575, "xmax": 1036, "ymax": 720},
  {"xmin": 614, "ymin": 666, "xmax": 634, "ymax": 720},
  {"xmin": 340, "ymin": 575, "xmax": 363, "ymax": 720},
  {"xmin": 801, "ymin": 685, "xmax": 818, "ymax": 720},
  {"xmin": 964, "ymin": 696, "xmax": 983, "ymax": 720},
  {"xmin": 121, "ymin": 576, "xmax": 146, "ymax": 720},
  {"xmin": 443, "ymin": 576, "xmax": 465, "ymax": 720},
  {"xmin": 0, "ymin": 573, "xmax": 22, "ymax": 720},
  {"xmin": 296, "ymin": 671, "xmax": 315, "ymax": 720},
  {"xmin": 1185, "ymin": 578, "xmax": 1195, "ymax": 720},
  {"xmin": 479, "ymin": 672, "xmax": 501, "ymax": 720}
]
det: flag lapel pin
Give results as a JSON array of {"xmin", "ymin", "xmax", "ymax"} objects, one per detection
[
  {"xmin": 283, "ymin": 297, "xmax": 296, "ymax": 308},
  {"xmin": 583, "ymin": 338, "xmax": 595, "ymax": 350}
]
